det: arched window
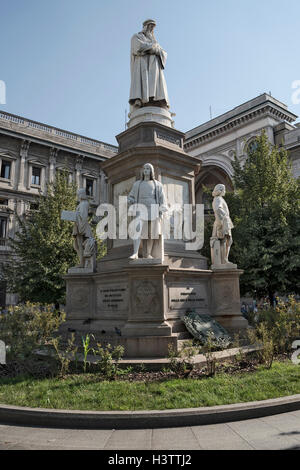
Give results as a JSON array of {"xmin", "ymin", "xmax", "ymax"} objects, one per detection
[{"xmin": 247, "ymin": 139, "xmax": 258, "ymax": 156}]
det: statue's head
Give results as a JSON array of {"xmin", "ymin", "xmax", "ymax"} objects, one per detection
[
  {"xmin": 212, "ymin": 184, "xmax": 226, "ymax": 197},
  {"xmin": 142, "ymin": 19, "xmax": 156, "ymax": 34},
  {"xmin": 77, "ymin": 188, "xmax": 88, "ymax": 200},
  {"xmin": 142, "ymin": 163, "xmax": 155, "ymax": 180}
]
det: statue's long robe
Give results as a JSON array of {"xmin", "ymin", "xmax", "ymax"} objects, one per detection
[
  {"xmin": 212, "ymin": 196, "xmax": 234, "ymax": 239},
  {"xmin": 129, "ymin": 32, "xmax": 169, "ymax": 107}
]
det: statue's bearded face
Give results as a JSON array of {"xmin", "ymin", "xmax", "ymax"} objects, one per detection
[{"xmin": 144, "ymin": 23, "xmax": 155, "ymax": 39}]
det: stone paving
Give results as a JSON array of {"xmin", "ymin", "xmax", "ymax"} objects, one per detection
[{"xmin": 0, "ymin": 410, "xmax": 300, "ymax": 450}]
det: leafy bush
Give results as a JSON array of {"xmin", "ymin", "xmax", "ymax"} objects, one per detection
[
  {"xmin": 0, "ymin": 302, "xmax": 65, "ymax": 360},
  {"xmin": 50, "ymin": 333, "xmax": 78, "ymax": 377},
  {"xmin": 167, "ymin": 341, "xmax": 198, "ymax": 377},
  {"xmin": 93, "ymin": 343, "xmax": 124, "ymax": 379},
  {"xmin": 248, "ymin": 323, "xmax": 274, "ymax": 369},
  {"xmin": 247, "ymin": 297, "xmax": 300, "ymax": 369},
  {"xmin": 200, "ymin": 333, "xmax": 217, "ymax": 377},
  {"xmin": 255, "ymin": 297, "xmax": 300, "ymax": 355}
]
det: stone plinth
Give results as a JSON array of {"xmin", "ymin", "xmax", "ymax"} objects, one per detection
[
  {"xmin": 127, "ymin": 106, "xmax": 174, "ymax": 129},
  {"xmin": 121, "ymin": 264, "xmax": 171, "ymax": 337},
  {"xmin": 211, "ymin": 267, "xmax": 248, "ymax": 332}
]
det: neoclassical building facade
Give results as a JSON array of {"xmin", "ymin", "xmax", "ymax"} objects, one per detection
[
  {"xmin": 0, "ymin": 93, "xmax": 299, "ymax": 305},
  {"xmin": 185, "ymin": 93, "xmax": 299, "ymax": 209}
]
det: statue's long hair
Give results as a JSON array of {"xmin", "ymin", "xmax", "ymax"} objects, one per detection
[{"xmin": 142, "ymin": 163, "xmax": 155, "ymax": 180}]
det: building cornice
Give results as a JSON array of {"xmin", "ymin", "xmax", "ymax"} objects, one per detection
[
  {"xmin": 0, "ymin": 110, "xmax": 118, "ymax": 160},
  {"xmin": 184, "ymin": 95, "xmax": 297, "ymax": 152}
]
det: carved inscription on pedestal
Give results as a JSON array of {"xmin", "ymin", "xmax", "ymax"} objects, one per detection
[
  {"xmin": 97, "ymin": 283, "xmax": 129, "ymax": 311},
  {"xmin": 169, "ymin": 284, "xmax": 208, "ymax": 310}
]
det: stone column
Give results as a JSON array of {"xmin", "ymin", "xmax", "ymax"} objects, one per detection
[
  {"xmin": 18, "ymin": 140, "xmax": 30, "ymax": 191},
  {"xmin": 75, "ymin": 155, "xmax": 84, "ymax": 188},
  {"xmin": 49, "ymin": 148, "xmax": 58, "ymax": 183},
  {"xmin": 99, "ymin": 169, "xmax": 108, "ymax": 204}
]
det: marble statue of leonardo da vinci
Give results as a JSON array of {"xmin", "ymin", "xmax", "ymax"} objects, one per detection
[{"xmin": 129, "ymin": 19, "xmax": 169, "ymax": 110}]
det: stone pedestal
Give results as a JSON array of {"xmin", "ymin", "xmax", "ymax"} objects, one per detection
[
  {"xmin": 63, "ymin": 120, "xmax": 248, "ymax": 358},
  {"xmin": 211, "ymin": 267, "xmax": 248, "ymax": 332},
  {"xmin": 121, "ymin": 264, "xmax": 171, "ymax": 337}
]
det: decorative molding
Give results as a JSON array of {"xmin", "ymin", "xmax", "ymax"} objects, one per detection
[
  {"xmin": 0, "ymin": 110, "xmax": 117, "ymax": 158},
  {"xmin": 184, "ymin": 105, "xmax": 296, "ymax": 151}
]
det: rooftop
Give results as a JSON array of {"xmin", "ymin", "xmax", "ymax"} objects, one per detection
[
  {"xmin": 0, "ymin": 110, "xmax": 118, "ymax": 159},
  {"xmin": 185, "ymin": 93, "xmax": 298, "ymax": 144}
]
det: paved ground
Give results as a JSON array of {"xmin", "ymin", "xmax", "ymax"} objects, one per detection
[{"xmin": 0, "ymin": 410, "xmax": 300, "ymax": 450}]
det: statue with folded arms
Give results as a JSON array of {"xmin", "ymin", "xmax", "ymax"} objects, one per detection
[{"xmin": 129, "ymin": 19, "xmax": 169, "ymax": 111}]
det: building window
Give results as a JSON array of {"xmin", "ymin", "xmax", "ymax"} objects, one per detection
[
  {"xmin": 0, "ymin": 160, "xmax": 11, "ymax": 179},
  {"xmin": 86, "ymin": 178, "xmax": 94, "ymax": 197},
  {"xmin": 247, "ymin": 139, "xmax": 258, "ymax": 156},
  {"xmin": 29, "ymin": 202, "xmax": 39, "ymax": 211},
  {"xmin": 0, "ymin": 199, "xmax": 8, "ymax": 206},
  {"xmin": 31, "ymin": 166, "xmax": 41, "ymax": 186},
  {"xmin": 0, "ymin": 217, "xmax": 7, "ymax": 244}
]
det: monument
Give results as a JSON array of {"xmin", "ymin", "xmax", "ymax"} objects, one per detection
[{"xmin": 62, "ymin": 20, "xmax": 248, "ymax": 358}]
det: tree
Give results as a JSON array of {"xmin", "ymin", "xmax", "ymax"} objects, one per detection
[
  {"xmin": 3, "ymin": 172, "xmax": 78, "ymax": 304},
  {"xmin": 228, "ymin": 131, "xmax": 300, "ymax": 301}
]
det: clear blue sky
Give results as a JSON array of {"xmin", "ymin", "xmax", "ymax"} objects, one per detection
[{"xmin": 1, "ymin": 0, "xmax": 300, "ymax": 145}]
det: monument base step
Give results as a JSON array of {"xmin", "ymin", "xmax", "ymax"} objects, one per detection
[
  {"xmin": 118, "ymin": 335, "xmax": 177, "ymax": 358},
  {"xmin": 174, "ymin": 331, "xmax": 193, "ymax": 340}
]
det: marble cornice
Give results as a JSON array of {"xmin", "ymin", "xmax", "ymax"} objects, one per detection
[{"xmin": 184, "ymin": 105, "xmax": 296, "ymax": 151}]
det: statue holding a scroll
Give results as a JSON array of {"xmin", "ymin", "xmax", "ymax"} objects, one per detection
[{"xmin": 61, "ymin": 188, "xmax": 96, "ymax": 271}]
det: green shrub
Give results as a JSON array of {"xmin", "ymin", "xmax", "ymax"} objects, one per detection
[
  {"xmin": 50, "ymin": 333, "xmax": 78, "ymax": 377},
  {"xmin": 200, "ymin": 333, "xmax": 217, "ymax": 377},
  {"xmin": 255, "ymin": 297, "xmax": 300, "ymax": 355},
  {"xmin": 93, "ymin": 343, "xmax": 124, "ymax": 379},
  {"xmin": 248, "ymin": 323, "xmax": 274, "ymax": 369},
  {"xmin": 82, "ymin": 334, "xmax": 94, "ymax": 373},
  {"xmin": 0, "ymin": 302, "xmax": 65, "ymax": 360},
  {"xmin": 167, "ymin": 341, "xmax": 198, "ymax": 377}
]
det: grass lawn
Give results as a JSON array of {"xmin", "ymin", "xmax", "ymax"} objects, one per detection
[{"xmin": 0, "ymin": 361, "xmax": 299, "ymax": 411}]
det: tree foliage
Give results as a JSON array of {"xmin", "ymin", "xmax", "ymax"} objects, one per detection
[
  {"xmin": 3, "ymin": 172, "xmax": 78, "ymax": 304},
  {"xmin": 228, "ymin": 131, "xmax": 300, "ymax": 298}
]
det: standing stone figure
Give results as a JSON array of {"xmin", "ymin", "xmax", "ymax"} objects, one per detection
[
  {"xmin": 210, "ymin": 184, "xmax": 235, "ymax": 267},
  {"xmin": 128, "ymin": 163, "xmax": 167, "ymax": 260},
  {"xmin": 73, "ymin": 188, "xmax": 96, "ymax": 270},
  {"xmin": 129, "ymin": 19, "xmax": 169, "ymax": 110}
]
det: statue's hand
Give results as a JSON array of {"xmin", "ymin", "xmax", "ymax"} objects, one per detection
[{"xmin": 151, "ymin": 43, "xmax": 160, "ymax": 54}]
